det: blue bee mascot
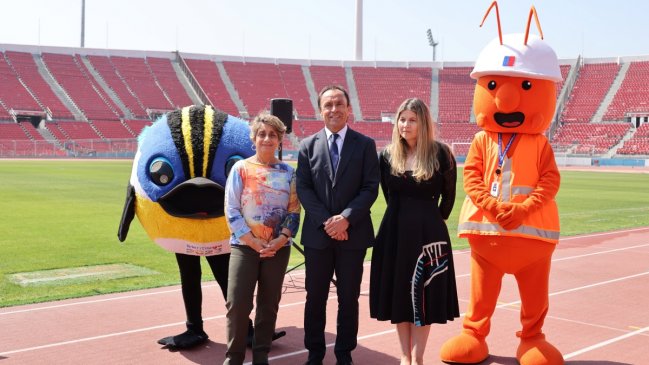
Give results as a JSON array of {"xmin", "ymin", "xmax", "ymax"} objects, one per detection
[{"xmin": 118, "ymin": 105, "xmax": 284, "ymax": 349}]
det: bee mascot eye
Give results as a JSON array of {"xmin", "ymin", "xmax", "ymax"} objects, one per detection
[{"xmin": 149, "ymin": 157, "xmax": 174, "ymax": 186}]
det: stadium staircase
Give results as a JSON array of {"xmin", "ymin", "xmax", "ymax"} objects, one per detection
[
  {"xmin": 345, "ymin": 66, "xmax": 363, "ymax": 121},
  {"xmin": 31, "ymin": 53, "xmax": 83, "ymax": 120},
  {"xmin": 144, "ymin": 57, "xmax": 184, "ymax": 108},
  {"xmin": 278, "ymin": 64, "xmax": 316, "ymax": 119},
  {"xmin": 75, "ymin": 54, "xmax": 125, "ymax": 120},
  {"xmin": 168, "ymin": 56, "xmax": 202, "ymax": 105},
  {"xmin": 33, "ymin": 123, "xmax": 62, "ymax": 147},
  {"xmin": 215, "ymin": 61, "xmax": 247, "ymax": 116},
  {"xmin": 604, "ymin": 60, "xmax": 649, "ymax": 122},
  {"xmin": 301, "ymin": 65, "xmax": 320, "ymax": 117},
  {"xmin": 110, "ymin": 56, "xmax": 173, "ymax": 113},
  {"xmin": 430, "ymin": 68, "xmax": 440, "ymax": 122},
  {"xmin": 606, "ymin": 127, "xmax": 636, "ymax": 157},
  {"xmin": 560, "ymin": 62, "xmax": 620, "ymax": 123},
  {"xmin": 617, "ymin": 123, "xmax": 649, "ymax": 155},
  {"xmin": 80, "ymin": 55, "xmax": 135, "ymax": 119},
  {"xmin": 86, "ymin": 55, "xmax": 147, "ymax": 118},
  {"xmin": 42, "ymin": 53, "xmax": 120, "ymax": 121},
  {"xmin": 595, "ymin": 62, "xmax": 628, "ymax": 122},
  {"xmin": 437, "ymin": 66, "xmax": 474, "ymax": 123}
]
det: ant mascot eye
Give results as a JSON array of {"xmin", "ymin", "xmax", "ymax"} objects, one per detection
[
  {"xmin": 522, "ymin": 80, "xmax": 532, "ymax": 90},
  {"xmin": 488, "ymin": 80, "xmax": 497, "ymax": 90}
]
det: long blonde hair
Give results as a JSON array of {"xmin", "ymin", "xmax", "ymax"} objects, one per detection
[{"xmin": 387, "ymin": 98, "xmax": 439, "ymax": 181}]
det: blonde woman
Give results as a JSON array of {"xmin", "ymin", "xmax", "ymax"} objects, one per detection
[{"xmin": 369, "ymin": 98, "xmax": 459, "ymax": 365}]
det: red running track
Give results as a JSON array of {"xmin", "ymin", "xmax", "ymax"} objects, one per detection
[{"xmin": 2, "ymin": 227, "xmax": 649, "ymax": 364}]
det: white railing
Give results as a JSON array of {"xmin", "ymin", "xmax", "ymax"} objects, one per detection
[{"xmin": 0, "ymin": 138, "xmax": 138, "ymax": 158}]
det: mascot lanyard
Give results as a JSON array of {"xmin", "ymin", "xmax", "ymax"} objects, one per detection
[
  {"xmin": 491, "ymin": 133, "xmax": 516, "ymax": 197},
  {"xmin": 496, "ymin": 133, "xmax": 516, "ymax": 175}
]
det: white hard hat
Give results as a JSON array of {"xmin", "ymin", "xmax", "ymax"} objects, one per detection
[{"xmin": 471, "ymin": 33, "xmax": 562, "ymax": 82}]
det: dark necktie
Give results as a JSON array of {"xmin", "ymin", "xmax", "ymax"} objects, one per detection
[{"xmin": 330, "ymin": 133, "xmax": 340, "ymax": 176}]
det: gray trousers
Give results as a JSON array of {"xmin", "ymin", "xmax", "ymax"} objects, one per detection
[{"xmin": 224, "ymin": 245, "xmax": 291, "ymax": 365}]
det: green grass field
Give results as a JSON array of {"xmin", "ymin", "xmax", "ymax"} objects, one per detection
[{"xmin": 0, "ymin": 160, "xmax": 647, "ymax": 307}]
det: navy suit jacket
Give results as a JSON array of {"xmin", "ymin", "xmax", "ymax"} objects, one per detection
[{"xmin": 296, "ymin": 127, "xmax": 380, "ymax": 250}]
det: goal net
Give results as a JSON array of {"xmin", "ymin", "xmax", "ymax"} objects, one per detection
[{"xmin": 450, "ymin": 142, "xmax": 472, "ymax": 157}]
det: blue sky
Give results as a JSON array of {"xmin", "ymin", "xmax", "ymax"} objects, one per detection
[{"xmin": 1, "ymin": 0, "xmax": 648, "ymax": 62}]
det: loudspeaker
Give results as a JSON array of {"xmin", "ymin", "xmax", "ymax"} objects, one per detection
[{"xmin": 270, "ymin": 98, "xmax": 293, "ymax": 134}]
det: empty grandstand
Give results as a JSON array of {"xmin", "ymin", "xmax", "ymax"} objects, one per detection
[{"xmin": 0, "ymin": 44, "xmax": 648, "ymax": 163}]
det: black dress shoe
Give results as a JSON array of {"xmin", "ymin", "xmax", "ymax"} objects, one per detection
[
  {"xmin": 246, "ymin": 330, "xmax": 287, "ymax": 347},
  {"xmin": 335, "ymin": 360, "xmax": 354, "ymax": 365},
  {"xmin": 303, "ymin": 361, "xmax": 323, "ymax": 365}
]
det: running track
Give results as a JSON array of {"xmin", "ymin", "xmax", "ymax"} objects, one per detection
[{"xmin": 2, "ymin": 227, "xmax": 648, "ymax": 364}]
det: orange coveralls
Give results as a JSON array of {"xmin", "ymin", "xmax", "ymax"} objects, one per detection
[{"xmin": 458, "ymin": 130, "xmax": 560, "ymax": 339}]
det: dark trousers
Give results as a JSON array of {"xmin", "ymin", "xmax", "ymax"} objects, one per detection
[
  {"xmin": 303, "ymin": 244, "xmax": 367, "ymax": 363},
  {"xmin": 176, "ymin": 253, "xmax": 230, "ymax": 330},
  {"xmin": 224, "ymin": 245, "xmax": 291, "ymax": 365}
]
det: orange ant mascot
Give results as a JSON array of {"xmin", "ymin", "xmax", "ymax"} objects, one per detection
[{"xmin": 440, "ymin": 2, "xmax": 563, "ymax": 365}]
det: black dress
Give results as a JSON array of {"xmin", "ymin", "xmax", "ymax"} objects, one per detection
[{"xmin": 370, "ymin": 142, "xmax": 460, "ymax": 326}]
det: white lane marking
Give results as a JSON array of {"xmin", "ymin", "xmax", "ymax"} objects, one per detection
[
  {"xmin": 3, "ymin": 226, "xmax": 647, "ymax": 315},
  {"xmin": 2, "ymin": 271, "xmax": 648, "ymax": 357},
  {"xmin": 564, "ymin": 325, "xmax": 649, "ymax": 359},
  {"xmin": 552, "ymin": 243, "xmax": 649, "ymax": 262}
]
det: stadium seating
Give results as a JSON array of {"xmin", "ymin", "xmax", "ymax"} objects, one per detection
[
  {"xmin": 0, "ymin": 54, "xmax": 42, "ymax": 118},
  {"xmin": 0, "ymin": 122, "xmax": 32, "ymax": 140},
  {"xmin": 551, "ymin": 123, "xmax": 630, "ymax": 154},
  {"xmin": 292, "ymin": 120, "xmax": 322, "ymax": 139},
  {"xmin": 604, "ymin": 61, "xmax": 649, "ymax": 121},
  {"xmin": 86, "ymin": 55, "xmax": 148, "ymax": 118},
  {"xmin": 2, "ymin": 44, "xmax": 649, "ymax": 157},
  {"xmin": 92, "ymin": 120, "xmax": 135, "ymax": 139},
  {"xmin": 310, "ymin": 65, "xmax": 349, "ymax": 94},
  {"xmin": 278, "ymin": 64, "xmax": 316, "ymax": 119},
  {"xmin": 109, "ymin": 56, "xmax": 173, "ymax": 112},
  {"xmin": 560, "ymin": 63, "xmax": 620, "ymax": 123},
  {"xmin": 557, "ymin": 64, "xmax": 571, "ymax": 97},
  {"xmin": 124, "ymin": 119, "xmax": 153, "ymax": 136},
  {"xmin": 309, "ymin": 65, "xmax": 354, "ymax": 114},
  {"xmin": 437, "ymin": 67, "xmax": 474, "ymax": 123},
  {"xmin": 19, "ymin": 121, "xmax": 45, "ymax": 140},
  {"xmin": 146, "ymin": 57, "xmax": 194, "ymax": 108},
  {"xmin": 42, "ymin": 53, "xmax": 120, "ymax": 121},
  {"xmin": 617, "ymin": 123, "xmax": 649, "ymax": 155},
  {"xmin": 350, "ymin": 120, "xmax": 393, "ymax": 147},
  {"xmin": 75, "ymin": 54, "xmax": 126, "ymax": 119},
  {"xmin": 223, "ymin": 61, "xmax": 315, "ymax": 118},
  {"xmin": 5, "ymin": 51, "xmax": 75, "ymax": 119},
  {"xmin": 352, "ymin": 66, "xmax": 431, "ymax": 121},
  {"xmin": 184, "ymin": 58, "xmax": 239, "ymax": 115},
  {"xmin": 53, "ymin": 121, "xmax": 102, "ymax": 140}
]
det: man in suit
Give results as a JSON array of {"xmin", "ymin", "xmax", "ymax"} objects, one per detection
[{"xmin": 296, "ymin": 85, "xmax": 380, "ymax": 365}]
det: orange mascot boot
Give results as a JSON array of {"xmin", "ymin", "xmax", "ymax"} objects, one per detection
[{"xmin": 440, "ymin": 2, "xmax": 564, "ymax": 364}]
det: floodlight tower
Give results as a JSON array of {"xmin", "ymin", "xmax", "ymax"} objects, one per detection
[
  {"xmin": 355, "ymin": 0, "xmax": 363, "ymax": 60},
  {"xmin": 426, "ymin": 29, "xmax": 439, "ymax": 62},
  {"xmin": 80, "ymin": 0, "xmax": 85, "ymax": 47}
]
